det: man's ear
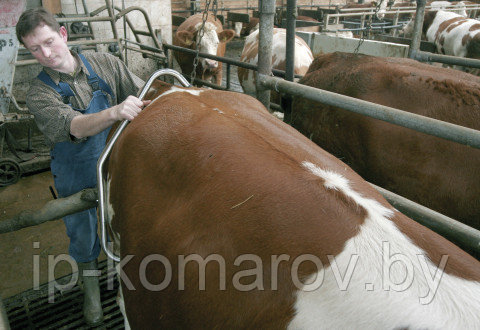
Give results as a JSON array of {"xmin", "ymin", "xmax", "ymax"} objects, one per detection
[{"xmin": 59, "ymin": 25, "xmax": 68, "ymax": 42}]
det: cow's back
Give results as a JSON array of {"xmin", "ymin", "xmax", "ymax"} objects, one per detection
[
  {"xmin": 107, "ymin": 81, "xmax": 480, "ymax": 328},
  {"xmin": 108, "ymin": 85, "xmax": 366, "ymax": 327},
  {"xmin": 292, "ymin": 52, "xmax": 480, "ymax": 229}
]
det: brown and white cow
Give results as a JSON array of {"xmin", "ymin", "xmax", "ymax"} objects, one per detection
[
  {"xmin": 173, "ymin": 14, "xmax": 235, "ymax": 86},
  {"xmin": 106, "ymin": 80, "xmax": 480, "ymax": 328},
  {"xmin": 237, "ymin": 28, "xmax": 313, "ymax": 102},
  {"xmin": 424, "ymin": 10, "xmax": 480, "ymax": 58},
  {"xmin": 291, "ymin": 52, "xmax": 480, "ymax": 231},
  {"xmin": 402, "ymin": 9, "xmax": 480, "ymax": 74}
]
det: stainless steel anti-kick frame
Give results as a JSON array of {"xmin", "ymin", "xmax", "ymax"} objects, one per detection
[{"xmin": 97, "ymin": 69, "xmax": 191, "ymax": 262}]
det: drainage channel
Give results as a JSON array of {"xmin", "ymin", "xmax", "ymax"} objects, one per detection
[{"xmin": 4, "ymin": 259, "xmax": 125, "ymax": 329}]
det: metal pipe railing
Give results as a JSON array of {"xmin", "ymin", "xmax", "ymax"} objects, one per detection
[
  {"xmin": 258, "ymin": 75, "xmax": 480, "ymax": 149},
  {"xmin": 414, "ymin": 50, "xmax": 480, "ymax": 68},
  {"xmin": 97, "ymin": 69, "xmax": 191, "ymax": 262},
  {"xmin": 372, "ymin": 183, "xmax": 480, "ymax": 253},
  {"xmin": 163, "ymin": 43, "xmax": 302, "ymax": 79}
]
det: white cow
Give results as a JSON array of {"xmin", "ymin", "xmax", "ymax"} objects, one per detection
[{"xmin": 237, "ymin": 28, "xmax": 313, "ymax": 99}]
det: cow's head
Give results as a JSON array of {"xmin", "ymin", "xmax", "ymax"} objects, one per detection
[
  {"xmin": 401, "ymin": 17, "xmax": 415, "ymax": 37},
  {"xmin": 376, "ymin": 0, "xmax": 386, "ymax": 20},
  {"xmin": 234, "ymin": 22, "xmax": 243, "ymax": 37},
  {"xmin": 176, "ymin": 22, "xmax": 235, "ymax": 70}
]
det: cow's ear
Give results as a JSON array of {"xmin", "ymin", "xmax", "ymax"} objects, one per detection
[
  {"xmin": 176, "ymin": 31, "xmax": 194, "ymax": 46},
  {"xmin": 218, "ymin": 29, "xmax": 235, "ymax": 43}
]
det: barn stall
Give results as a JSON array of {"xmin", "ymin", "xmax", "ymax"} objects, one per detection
[{"xmin": 1, "ymin": 0, "xmax": 480, "ymax": 328}]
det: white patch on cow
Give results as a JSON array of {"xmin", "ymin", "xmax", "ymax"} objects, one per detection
[
  {"xmin": 106, "ymin": 177, "xmax": 115, "ymax": 222},
  {"xmin": 212, "ymin": 107, "xmax": 224, "ymax": 114},
  {"xmin": 116, "ymin": 263, "xmax": 131, "ymax": 330},
  {"xmin": 194, "ymin": 21, "xmax": 220, "ymax": 69},
  {"xmin": 106, "ymin": 175, "xmax": 121, "ymax": 257},
  {"xmin": 288, "ymin": 161, "xmax": 480, "ymax": 329},
  {"xmin": 150, "ymin": 86, "xmax": 203, "ymax": 104}
]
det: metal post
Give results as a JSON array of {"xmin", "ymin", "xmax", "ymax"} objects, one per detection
[
  {"xmin": 81, "ymin": 0, "xmax": 98, "ymax": 52},
  {"xmin": 105, "ymin": 0, "xmax": 124, "ymax": 61},
  {"xmin": 256, "ymin": 0, "xmax": 276, "ymax": 110},
  {"xmin": 285, "ymin": 0, "xmax": 296, "ymax": 83},
  {"xmin": 283, "ymin": 0, "xmax": 296, "ymax": 123},
  {"xmin": 392, "ymin": 12, "xmax": 399, "ymax": 37},
  {"xmin": 408, "ymin": 0, "xmax": 427, "ymax": 58}
]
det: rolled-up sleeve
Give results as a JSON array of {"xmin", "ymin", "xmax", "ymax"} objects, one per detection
[{"xmin": 26, "ymin": 80, "xmax": 83, "ymax": 146}]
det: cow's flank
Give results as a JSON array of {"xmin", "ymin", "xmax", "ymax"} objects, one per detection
[{"xmin": 106, "ymin": 80, "xmax": 480, "ymax": 329}]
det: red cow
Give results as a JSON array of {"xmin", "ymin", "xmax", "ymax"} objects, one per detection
[
  {"xmin": 173, "ymin": 14, "xmax": 235, "ymax": 85},
  {"xmin": 106, "ymin": 80, "xmax": 480, "ymax": 329},
  {"xmin": 292, "ymin": 52, "xmax": 480, "ymax": 231}
]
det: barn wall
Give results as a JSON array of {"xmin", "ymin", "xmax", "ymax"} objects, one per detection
[{"xmin": 60, "ymin": 0, "xmax": 171, "ymax": 80}]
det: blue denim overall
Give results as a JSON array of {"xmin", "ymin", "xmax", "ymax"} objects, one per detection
[{"xmin": 37, "ymin": 54, "xmax": 114, "ymax": 262}]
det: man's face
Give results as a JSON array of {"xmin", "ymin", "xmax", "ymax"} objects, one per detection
[{"xmin": 22, "ymin": 23, "xmax": 70, "ymax": 71}]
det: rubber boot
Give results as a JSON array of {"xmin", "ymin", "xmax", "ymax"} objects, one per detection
[{"xmin": 78, "ymin": 260, "xmax": 104, "ymax": 326}]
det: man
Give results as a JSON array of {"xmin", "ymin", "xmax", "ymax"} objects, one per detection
[{"xmin": 16, "ymin": 7, "xmax": 150, "ymax": 326}]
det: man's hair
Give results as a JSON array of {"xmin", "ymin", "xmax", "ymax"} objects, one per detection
[{"xmin": 16, "ymin": 7, "xmax": 61, "ymax": 44}]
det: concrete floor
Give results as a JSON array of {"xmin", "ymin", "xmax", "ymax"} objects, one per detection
[{"xmin": 0, "ymin": 171, "xmax": 106, "ymax": 300}]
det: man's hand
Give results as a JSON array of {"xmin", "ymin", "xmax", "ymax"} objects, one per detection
[
  {"xmin": 70, "ymin": 96, "xmax": 152, "ymax": 139},
  {"xmin": 112, "ymin": 95, "xmax": 151, "ymax": 121}
]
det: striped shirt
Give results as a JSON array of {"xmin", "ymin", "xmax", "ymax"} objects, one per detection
[{"xmin": 26, "ymin": 51, "xmax": 144, "ymax": 147}]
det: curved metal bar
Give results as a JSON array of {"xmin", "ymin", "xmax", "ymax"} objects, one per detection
[
  {"xmin": 97, "ymin": 69, "xmax": 191, "ymax": 262},
  {"xmin": 114, "ymin": 6, "xmax": 161, "ymax": 50}
]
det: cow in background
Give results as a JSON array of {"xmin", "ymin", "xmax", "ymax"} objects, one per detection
[
  {"xmin": 402, "ymin": 10, "xmax": 480, "ymax": 73},
  {"xmin": 233, "ymin": 17, "xmax": 260, "ymax": 37},
  {"xmin": 292, "ymin": 52, "xmax": 480, "ymax": 231},
  {"xmin": 173, "ymin": 14, "xmax": 235, "ymax": 86},
  {"xmin": 237, "ymin": 28, "xmax": 313, "ymax": 104},
  {"xmin": 107, "ymin": 80, "xmax": 480, "ymax": 329}
]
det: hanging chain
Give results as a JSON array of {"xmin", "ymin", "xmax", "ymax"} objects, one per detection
[
  {"xmin": 191, "ymin": 0, "xmax": 213, "ymax": 84},
  {"xmin": 213, "ymin": 0, "xmax": 218, "ymax": 20},
  {"xmin": 354, "ymin": 0, "xmax": 383, "ymax": 55}
]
